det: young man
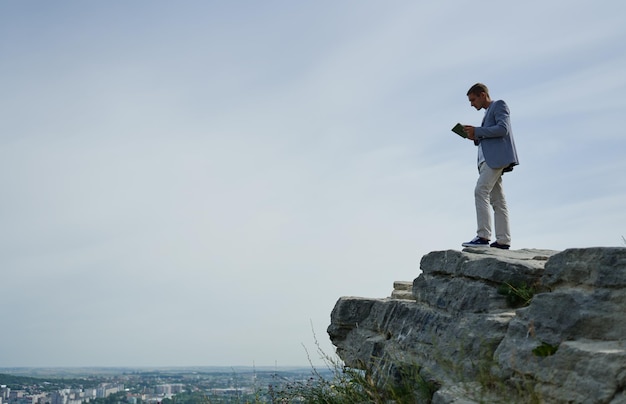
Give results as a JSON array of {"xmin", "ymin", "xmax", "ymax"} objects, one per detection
[{"xmin": 461, "ymin": 83, "xmax": 519, "ymax": 249}]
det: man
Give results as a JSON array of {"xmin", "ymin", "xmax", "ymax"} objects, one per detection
[{"xmin": 461, "ymin": 83, "xmax": 519, "ymax": 249}]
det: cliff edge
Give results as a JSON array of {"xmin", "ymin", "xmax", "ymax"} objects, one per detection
[{"xmin": 327, "ymin": 247, "xmax": 626, "ymax": 403}]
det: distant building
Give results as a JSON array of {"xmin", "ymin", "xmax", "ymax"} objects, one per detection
[
  {"xmin": 50, "ymin": 391, "xmax": 66, "ymax": 404},
  {"xmin": 82, "ymin": 389, "xmax": 96, "ymax": 400},
  {"xmin": 154, "ymin": 385, "xmax": 170, "ymax": 396},
  {"xmin": 96, "ymin": 384, "xmax": 123, "ymax": 399}
]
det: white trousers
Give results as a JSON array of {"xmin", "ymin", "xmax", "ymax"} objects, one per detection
[{"xmin": 475, "ymin": 162, "xmax": 511, "ymax": 244}]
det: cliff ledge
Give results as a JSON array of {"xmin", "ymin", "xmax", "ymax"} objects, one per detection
[{"xmin": 327, "ymin": 247, "xmax": 626, "ymax": 403}]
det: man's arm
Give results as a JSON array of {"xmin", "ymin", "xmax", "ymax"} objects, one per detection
[{"xmin": 474, "ymin": 100, "xmax": 511, "ymax": 140}]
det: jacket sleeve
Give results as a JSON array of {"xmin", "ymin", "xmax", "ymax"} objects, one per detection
[{"xmin": 474, "ymin": 100, "xmax": 511, "ymax": 141}]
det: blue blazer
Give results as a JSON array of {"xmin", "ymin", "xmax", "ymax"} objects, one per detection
[{"xmin": 474, "ymin": 100, "xmax": 519, "ymax": 170}]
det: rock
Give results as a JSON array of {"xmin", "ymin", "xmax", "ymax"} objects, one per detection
[
  {"xmin": 542, "ymin": 247, "xmax": 626, "ymax": 289},
  {"xmin": 494, "ymin": 247, "xmax": 626, "ymax": 403},
  {"xmin": 327, "ymin": 247, "xmax": 626, "ymax": 403},
  {"xmin": 390, "ymin": 281, "xmax": 415, "ymax": 300}
]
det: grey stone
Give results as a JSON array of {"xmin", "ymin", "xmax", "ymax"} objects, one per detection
[
  {"xmin": 542, "ymin": 247, "xmax": 626, "ymax": 289},
  {"xmin": 390, "ymin": 281, "xmax": 416, "ymax": 300},
  {"xmin": 328, "ymin": 247, "xmax": 626, "ymax": 403}
]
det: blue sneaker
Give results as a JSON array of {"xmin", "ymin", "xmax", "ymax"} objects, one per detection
[{"xmin": 462, "ymin": 236, "xmax": 490, "ymax": 248}]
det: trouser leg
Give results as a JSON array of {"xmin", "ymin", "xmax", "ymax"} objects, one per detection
[
  {"xmin": 475, "ymin": 163, "xmax": 504, "ymax": 240},
  {"xmin": 490, "ymin": 175, "xmax": 511, "ymax": 245}
]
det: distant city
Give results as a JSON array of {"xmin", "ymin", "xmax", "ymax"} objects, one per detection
[{"xmin": 0, "ymin": 367, "xmax": 332, "ymax": 403}]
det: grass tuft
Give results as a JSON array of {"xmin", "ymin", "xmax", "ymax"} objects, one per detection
[
  {"xmin": 497, "ymin": 282, "xmax": 536, "ymax": 308},
  {"xmin": 532, "ymin": 342, "xmax": 559, "ymax": 357},
  {"xmin": 266, "ymin": 326, "xmax": 437, "ymax": 403}
]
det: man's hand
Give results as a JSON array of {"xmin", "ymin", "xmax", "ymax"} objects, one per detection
[{"xmin": 463, "ymin": 125, "xmax": 476, "ymax": 140}]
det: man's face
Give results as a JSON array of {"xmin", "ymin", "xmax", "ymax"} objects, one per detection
[{"xmin": 468, "ymin": 92, "xmax": 487, "ymax": 110}]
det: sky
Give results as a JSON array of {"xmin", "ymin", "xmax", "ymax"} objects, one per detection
[{"xmin": 1, "ymin": 0, "xmax": 625, "ymax": 368}]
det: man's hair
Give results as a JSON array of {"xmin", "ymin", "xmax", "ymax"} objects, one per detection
[{"xmin": 467, "ymin": 83, "xmax": 489, "ymax": 97}]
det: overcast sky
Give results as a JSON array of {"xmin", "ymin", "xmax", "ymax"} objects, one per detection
[{"xmin": 1, "ymin": 1, "xmax": 625, "ymax": 368}]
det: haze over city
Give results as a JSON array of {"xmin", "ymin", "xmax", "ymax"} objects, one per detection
[{"xmin": 1, "ymin": 1, "xmax": 625, "ymax": 368}]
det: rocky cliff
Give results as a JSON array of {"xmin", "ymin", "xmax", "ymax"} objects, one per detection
[{"xmin": 327, "ymin": 247, "xmax": 626, "ymax": 403}]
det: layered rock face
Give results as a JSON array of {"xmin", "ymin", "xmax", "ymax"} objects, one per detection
[{"xmin": 327, "ymin": 247, "xmax": 626, "ymax": 403}]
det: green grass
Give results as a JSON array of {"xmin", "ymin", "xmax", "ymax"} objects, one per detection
[
  {"xmin": 497, "ymin": 282, "xmax": 536, "ymax": 308},
  {"xmin": 267, "ymin": 357, "xmax": 436, "ymax": 403},
  {"xmin": 265, "ymin": 329, "xmax": 437, "ymax": 403},
  {"xmin": 532, "ymin": 342, "xmax": 559, "ymax": 357}
]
